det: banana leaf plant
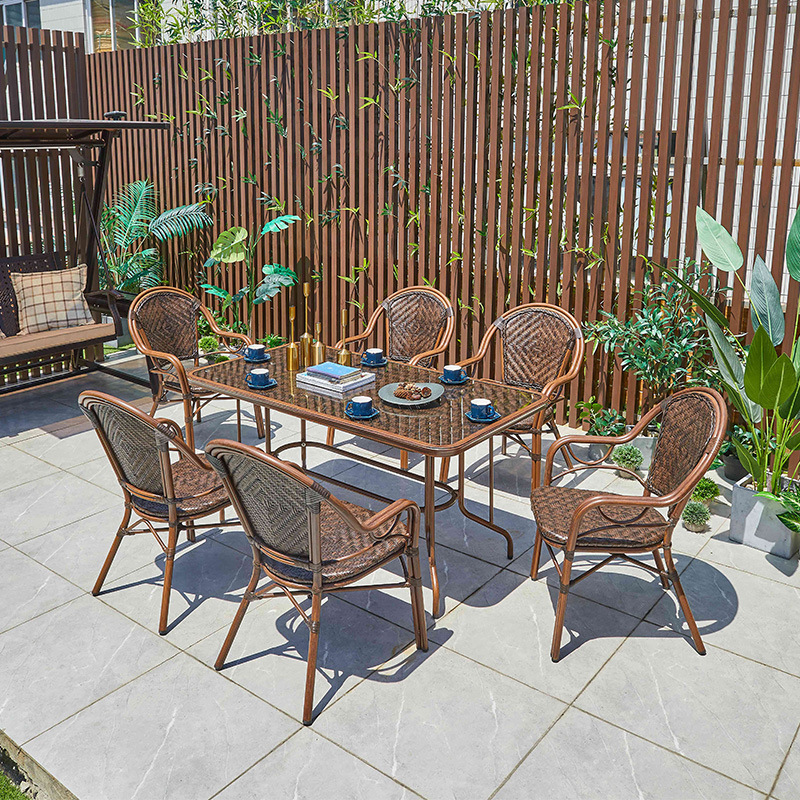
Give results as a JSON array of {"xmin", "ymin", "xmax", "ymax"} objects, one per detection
[
  {"xmin": 663, "ymin": 206, "xmax": 800, "ymax": 525},
  {"xmin": 100, "ymin": 180, "xmax": 213, "ymax": 295},
  {"xmin": 201, "ymin": 215, "xmax": 300, "ymax": 338}
]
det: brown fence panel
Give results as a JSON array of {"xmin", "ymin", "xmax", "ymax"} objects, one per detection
[{"xmin": 85, "ymin": 1, "xmax": 800, "ymax": 420}]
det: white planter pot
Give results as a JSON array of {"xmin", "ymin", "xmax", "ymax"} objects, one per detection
[{"xmin": 729, "ymin": 476, "xmax": 800, "ymax": 559}]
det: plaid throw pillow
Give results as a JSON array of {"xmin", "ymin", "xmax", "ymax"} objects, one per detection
[{"xmin": 10, "ymin": 264, "xmax": 94, "ymax": 335}]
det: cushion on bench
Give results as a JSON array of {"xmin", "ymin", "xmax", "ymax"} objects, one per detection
[
  {"xmin": 11, "ymin": 264, "xmax": 94, "ymax": 335},
  {"xmin": 0, "ymin": 323, "xmax": 116, "ymax": 361}
]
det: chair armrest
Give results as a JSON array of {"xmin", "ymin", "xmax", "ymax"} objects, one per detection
[
  {"xmin": 456, "ymin": 352, "xmax": 486, "ymax": 373},
  {"xmin": 84, "ymin": 289, "xmax": 123, "ymax": 336},
  {"xmin": 141, "ymin": 349, "xmax": 191, "ymax": 394},
  {"xmin": 154, "ymin": 417, "xmax": 210, "ymax": 465},
  {"xmin": 334, "ymin": 329, "xmax": 371, "ymax": 349},
  {"xmin": 409, "ymin": 342, "xmax": 448, "ymax": 367},
  {"xmin": 199, "ymin": 306, "xmax": 251, "ymax": 348}
]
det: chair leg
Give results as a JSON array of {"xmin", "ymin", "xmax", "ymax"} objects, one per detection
[
  {"xmin": 326, "ymin": 427, "xmax": 335, "ymax": 447},
  {"xmin": 303, "ymin": 591, "xmax": 323, "ymax": 725},
  {"xmin": 407, "ymin": 549, "xmax": 428, "ymax": 651},
  {"xmin": 530, "ymin": 430, "xmax": 543, "ymax": 491},
  {"xmin": 215, "ymin": 561, "xmax": 260, "ymax": 670},
  {"xmin": 158, "ymin": 522, "xmax": 179, "ymax": 635},
  {"xmin": 195, "ymin": 399, "xmax": 202, "ymax": 424},
  {"xmin": 501, "ymin": 434, "xmax": 508, "ymax": 455},
  {"xmin": 438, "ymin": 457, "xmax": 450, "ymax": 483},
  {"xmin": 664, "ymin": 547, "xmax": 705, "ymax": 655},
  {"xmin": 550, "ymin": 550, "xmax": 574, "ymax": 662},
  {"xmin": 400, "ymin": 450, "xmax": 409, "ymax": 470},
  {"xmin": 92, "ymin": 506, "xmax": 131, "ymax": 596},
  {"xmin": 254, "ymin": 405, "xmax": 266, "ymax": 439},
  {"xmin": 652, "ymin": 548, "xmax": 670, "ymax": 589},
  {"xmin": 149, "ymin": 396, "xmax": 160, "ymax": 416},
  {"xmin": 530, "ymin": 528, "xmax": 543, "ymax": 580},
  {"xmin": 186, "ymin": 521, "xmax": 196, "ymax": 543},
  {"xmin": 182, "ymin": 394, "xmax": 196, "ymax": 450}
]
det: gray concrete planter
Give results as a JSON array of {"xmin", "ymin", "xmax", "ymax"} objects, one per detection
[{"xmin": 729, "ymin": 476, "xmax": 800, "ymax": 559}]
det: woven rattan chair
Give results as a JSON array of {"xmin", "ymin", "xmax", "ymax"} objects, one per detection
[
  {"xmin": 530, "ymin": 387, "xmax": 726, "ymax": 661},
  {"xmin": 128, "ymin": 286, "xmax": 265, "ymax": 450},
  {"xmin": 327, "ymin": 285, "xmax": 455, "ymax": 467},
  {"xmin": 205, "ymin": 438, "xmax": 428, "ymax": 725},
  {"xmin": 439, "ymin": 303, "xmax": 584, "ymax": 487},
  {"xmin": 79, "ymin": 391, "xmax": 237, "ymax": 635}
]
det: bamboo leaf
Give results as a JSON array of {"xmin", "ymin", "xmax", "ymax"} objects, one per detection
[
  {"xmin": 661, "ymin": 264, "xmax": 730, "ymax": 330},
  {"xmin": 695, "ymin": 207, "xmax": 744, "ymax": 273}
]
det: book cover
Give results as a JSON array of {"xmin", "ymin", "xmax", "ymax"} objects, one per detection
[{"xmin": 305, "ymin": 361, "xmax": 361, "ymax": 381}]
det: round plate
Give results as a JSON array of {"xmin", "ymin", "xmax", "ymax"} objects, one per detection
[{"xmin": 378, "ymin": 382, "xmax": 444, "ymax": 408}]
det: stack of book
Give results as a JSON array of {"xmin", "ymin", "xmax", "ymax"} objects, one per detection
[{"xmin": 295, "ymin": 361, "xmax": 376, "ymax": 398}]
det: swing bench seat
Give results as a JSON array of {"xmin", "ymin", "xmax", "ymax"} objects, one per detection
[{"xmin": 0, "ymin": 253, "xmax": 122, "ymax": 383}]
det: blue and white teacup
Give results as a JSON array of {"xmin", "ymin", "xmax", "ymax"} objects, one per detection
[
  {"xmin": 346, "ymin": 395, "xmax": 373, "ymax": 417},
  {"xmin": 362, "ymin": 348, "xmax": 384, "ymax": 365},
  {"xmin": 248, "ymin": 367, "xmax": 270, "ymax": 388},
  {"xmin": 244, "ymin": 343, "xmax": 266, "ymax": 361},
  {"xmin": 470, "ymin": 398, "xmax": 495, "ymax": 420},
  {"xmin": 443, "ymin": 364, "xmax": 465, "ymax": 382}
]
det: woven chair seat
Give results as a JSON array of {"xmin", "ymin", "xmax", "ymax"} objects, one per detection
[
  {"xmin": 506, "ymin": 404, "xmax": 555, "ymax": 433},
  {"xmin": 530, "ymin": 486, "xmax": 668, "ymax": 549},
  {"xmin": 133, "ymin": 455, "xmax": 228, "ymax": 519},
  {"xmin": 261, "ymin": 499, "xmax": 408, "ymax": 586}
]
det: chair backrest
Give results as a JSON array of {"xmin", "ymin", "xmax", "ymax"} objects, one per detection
[
  {"xmin": 79, "ymin": 391, "xmax": 172, "ymax": 498},
  {"xmin": 129, "ymin": 287, "xmax": 201, "ymax": 362},
  {"xmin": 645, "ymin": 388, "xmax": 727, "ymax": 499},
  {"xmin": 382, "ymin": 286, "xmax": 453, "ymax": 367},
  {"xmin": 204, "ymin": 440, "xmax": 330, "ymax": 572},
  {"xmin": 0, "ymin": 253, "xmax": 65, "ymax": 336},
  {"xmin": 493, "ymin": 304, "xmax": 581, "ymax": 392}
]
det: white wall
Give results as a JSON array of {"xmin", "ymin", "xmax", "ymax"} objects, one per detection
[{"xmin": 38, "ymin": 0, "xmax": 87, "ymax": 35}]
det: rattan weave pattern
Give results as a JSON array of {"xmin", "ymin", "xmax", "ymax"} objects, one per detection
[
  {"xmin": 530, "ymin": 486, "xmax": 669, "ymax": 548},
  {"xmin": 132, "ymin": 290, "xmax": 201, "ymax": 364},
  {"xmin": 646, "ymin": 392, "xmax": 718, "ymax": 497},
  {"xmin": 0, "ymin": 253, "xmax": 65, "ymax": 336},
  {"xmin": 499, "ymin": 307, "xmax": 575, "ymax": 391},
  {"xmin": 384, "ymin": 290, "xmax": 449, "ymax": 367}
]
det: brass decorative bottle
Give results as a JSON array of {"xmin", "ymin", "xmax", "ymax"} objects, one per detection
[
  {"xmin": 311, "ymin": 321, "xmax": 325, "ymax": 366},
  {"xmin": 286, "ymin": 305, "xmax": 300, "ymax": 371},
  {"xmin": 300, "ymin": 282, "xmax": 314, "ymax": 368},
  {"xmin": 336, "ymin": 307, "xmax": 352, "ymax": 366}
]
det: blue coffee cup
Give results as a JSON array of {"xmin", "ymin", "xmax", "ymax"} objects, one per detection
[
  {"xmin": 470, "ymin": 398, "xmax": 495, "ymax": 420},
  {"xmin": 362, "ymin": 348, "xmax": 384, "ymax": 365},
  {"xmin": 443, "ymin": 364, "xmax": 465, "ymax": 382},
  {"xmin": 249, "ymin": 367, "xmax": 270, "ymax": 387},
  {"xmin": 346, "ymin": 395, "xmax": 373, "ymax": 417},
  {"xmin": 245, "ymin": 343, "xmax": 266, "ymax": 360}
]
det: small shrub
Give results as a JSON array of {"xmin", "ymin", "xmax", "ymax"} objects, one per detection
[
  {"xmin": 198, "ymin": 335, "xmax": 219, "ymax": 353},
  {"xmin": 692, "ymin": 477, "xmax": 720, "ymax": 504},
  {"xmin": 682, "ymin": 500, "xmax": 710, "ymax": 530},
  {"xmin": 611, "ymin": 444, "xmax": 643, "ymax": 472},
  {"xmin": 260, "ymin": 333, "xmax": 287, "ymax": 348},
  {"xmin": 575, "ymin": 398, "xmax": 626, "ymax": 437}
]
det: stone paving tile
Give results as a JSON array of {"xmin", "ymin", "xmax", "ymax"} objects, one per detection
[
  {"xmin": 315, "ymin": 642, "xmax": 566, "ymax": 800},
  {"xmin": 98, "ymin": 535, "xmax": 255, "ymax": 647},
  {"xmin": 494, "ymin": 707, "xmax": 765, "ymax": 800},
  {"xmin": 65, "ymin": 456, "xmax": 123, "ymax": 496},
  {"xmin": 24, "ymin": 652, "xmax": 300, "ymax": 800},
  {"xmin": 0, "ymin": 548, "xmax": 83, "ymax": 634},
  {"xmin": 0, "ymin": 594, "xmax": 176, "ymax": 744},
  {"xmin": 430, "ymin": 570, "xmax": 639, "ymax": 703},
  {"xmin": 214, "ymin": 728, "xmax": 420, "ymax": 799},
  {"xmin": 0, "ymin": 392, "xmax": 82, "ymax": 445},
  {"xmin": 18, "ymin": 506, "xmax": 161, "ymax": 593},
  {"xmin": 646, "ymin": 559, "xmax": 800, "ymax": 678},
  {"xmin": 190, "ymin": 594, "xmax": 418, "ymax": 720},
  {"xmin": 575, "ymin": 621, "xmax": 800, "ymax": 793},
  {"xmin": 13, "ymin": 426, "xmax": 106, "ymax": 469},
  {"xmin": 773, "ymin": 728, "xmax": 800, "ymax": 800},
  {"xmin": 1, "ymin": 471, "xmax": 119, "ymax": 546},
  {"xmin": 0, "ymin": 446, "xmax": 59, "ymax": 491}
]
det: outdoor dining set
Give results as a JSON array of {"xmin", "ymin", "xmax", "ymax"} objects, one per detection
[{"xmin": 79, "ymin": 284, "xmax": 726, "ymax": 725}]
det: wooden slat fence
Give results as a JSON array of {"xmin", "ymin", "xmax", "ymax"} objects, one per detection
[{"xmin": 85, "ymin": 1, "xmax": 800, "ymax": 422}]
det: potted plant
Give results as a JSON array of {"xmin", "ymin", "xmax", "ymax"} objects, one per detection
[
  {"xmin": 201, "ymin": 215, "xmax": 300, "ymax": 338},
  {"xmin": 691, "ymin": 477, "xmax": 720, "ymax": 507},
  {"xmin": 663, "ymin": 205, "xmax": 800, "ymax": 558},
  {"xmin": 611, "ymin": 443, "xmax": 643, "ymax": 478},
  {"xmin": 575, "ymin": 398, "xmax": 626, "ymax": 462},
  {"xmin": 682, "ymin": 501, "xmax": 711, "ymax": 533},
  {"xmin": 719, "ymin": 425, "xmax": 751, "ymax": 482}
]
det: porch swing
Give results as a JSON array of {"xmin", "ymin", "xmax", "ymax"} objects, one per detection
[{"xmin": 0, "ymin": 117, "xmax": 169, "ymax": 393}]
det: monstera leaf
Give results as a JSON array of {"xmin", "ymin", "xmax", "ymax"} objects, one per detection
[
  {"xmin": 260, "ymin": 215, "xmax": 301, "ymax": 235},
  {"xmin": 210, "ymin": 227, "xmax": 248, "ymax": 263},
  {"xmin": 254, "ymin": 264, "xmax": 298, "ymax": 304}
]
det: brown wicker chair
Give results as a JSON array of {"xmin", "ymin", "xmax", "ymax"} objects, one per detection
[
  {"xmin": 205, "ymin": 438, "xmax": 428, "ymax": 725},
  {"xmin": 327, "ymin": 285, "xmax": 455, "ymax": 467},
  {"xmin": 530, "ymin": 387, "xmax": 727, "ymax": 661},
  {"xmin": 439, "ymin": 303, "xmax": 584, "ymax": 487},
  {"xmin": 128, "ymin": 286, "xmax": 265, "ymax": 450},
  {"xmin": 79, "ymin": 390, "xmax": 237, "ymax": 635}
]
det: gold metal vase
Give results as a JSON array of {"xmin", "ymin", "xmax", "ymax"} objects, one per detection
[
  {"xmin": 286, "ymin": 305, "xmax": 300, "ymax": 371},
  {"xmin": 300, "ymin": 282, "xmax": 313, "ymax": 368},
  {"xmin": 311, "ymin": 321, "xmax": 326, "ymax": 366},
  {"xmin": 336, "ymin": 307, "xmax": 352, "ymax": 366}
]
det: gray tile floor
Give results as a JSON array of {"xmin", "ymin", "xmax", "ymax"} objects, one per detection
[{"xmin": 1, "ymin": 355, "xmax": 799, "ymax": 800}]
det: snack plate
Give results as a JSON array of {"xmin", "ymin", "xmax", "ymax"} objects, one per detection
[{"xmin": 377, "ymin": 382, "xmax": 444, "ymax": 408}]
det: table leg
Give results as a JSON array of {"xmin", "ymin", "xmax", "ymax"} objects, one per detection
[
  {"xmin": 300, "ymin": 419, "xmax": 307, "ymax": 469},
  {"xmin": 264, "ymin": 408, "xmax": 271, "ymax": 454},
  {"xmin": 236, "ymin": 399, "xmax": 242, "ymax": 442},
  {"xmin": 424, "ymin": 455, "xmax": 441, "ymax": 618}
]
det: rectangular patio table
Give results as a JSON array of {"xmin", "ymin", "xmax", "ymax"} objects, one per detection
[{"xmin": 188, "ymin": 345, "xmax": 547, "ymax": 616}]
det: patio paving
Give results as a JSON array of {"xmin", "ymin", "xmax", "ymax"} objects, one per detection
[{"xmin": 1, "ymin": 354, "xmax": 799, "ymax": 799}]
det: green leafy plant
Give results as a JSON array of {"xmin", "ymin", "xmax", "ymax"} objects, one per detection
[
  {"xmin": 682, "ymin": 500, "xmax": 711, "ymax": 530},
  {"xmin": 691, "ymin": 477, "xmax": 720, "ymax": 505},
  {"xmin": 259, "ymin": 333, "xmax": 287, "ymax": 348},
  {"xmin": 202, "ymin": 214, "xmax": 300, "ymax": 337},
  {"xmin": 584, "ymin": 261, "xmax": 722, "ymax": 404},
  {"xmin": 611, "ymin": 443, "xmax": 643, "ymax": 472},
  {"xmin": 575, "ymin": 398, "xmax": 626, "ymax": 437},
  {"xmin": 100, "ymin": 180, "xmax": 213, "ymax": 295},
  {"xmin": 663, "ymin": 206, "xmax": 800, "ymax": 501}
]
